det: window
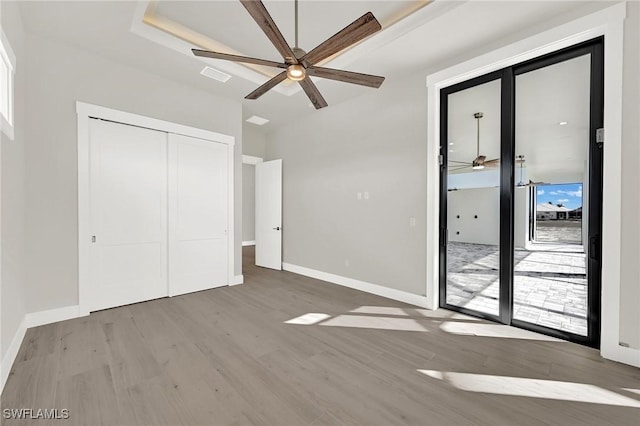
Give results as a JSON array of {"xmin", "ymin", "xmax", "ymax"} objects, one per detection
[{"xmin": 0, "ymin": 28, "xmax": 16, "ymax": 139}]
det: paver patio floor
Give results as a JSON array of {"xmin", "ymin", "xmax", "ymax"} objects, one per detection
[{"xmin": 446, "ymin": 240, "xmax": 587, "ymax": 336}]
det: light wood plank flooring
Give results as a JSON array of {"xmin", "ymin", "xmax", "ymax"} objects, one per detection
[{"xmin": 2, "ymin": 246, "xmax": 639, "ymax": 425}]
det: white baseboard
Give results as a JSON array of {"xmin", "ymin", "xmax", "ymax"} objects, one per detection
[
  {"xmin": 25, "ymin": 305, "xmax": 83, "ymax": 328},
  {"xmin": 282, "ymin": 263, "xmax": 430, "ymax": 308},
  {"xmin": 242, "ymin": 240, "xmax": 256, "ymax": 247},
  {"xmin": 602, "ymin": 344, "xmax": 640, "ymax": 368},
  {"xmin": 1, "ymin": 317, "xmax": 27, "ymax": 392},
  {"xmin": 230, "ymin": 275, "xmax": 244, "ymax": 286},
  {"xmin": 1, "ymin": 305, "xmax": 84, "ymax": 393}
]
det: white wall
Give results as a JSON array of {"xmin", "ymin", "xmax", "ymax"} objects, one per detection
[
  {"xmin": 514, "ymin": 187, "xmax": 530, "ymax": 249},
  {"xmin": 447, "ymin": 187, "xmax": 500, "ymax": 246},
  {"xmin": 23, "ymin": 33, "xmax": 243, "ymax": 314},
  {"xmin": 243, "ymin": 124, "xmax": 267, "ymax": 158},
  {"xmin": 267, "ymin": 72, "xmax": 427, "ymax": 295},
  {"xmin": 241, "ymin": 125, "xmax": 266, "ymax": 245},
  {"xmin": 267, "ymin": 3, "xmax": 639, "ymax": 357},
  {"xmin": 0, "ymin": 0, "xmax": 27, "ymax": 378},
  {"xmin": 242, "ymin": 164, "xmax": 255, "ymax": 243},
  {"xmin": 619, "ymin": 0, "xmax": 640, "ymax": 349}
]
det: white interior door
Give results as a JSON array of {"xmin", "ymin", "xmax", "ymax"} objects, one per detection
[
  {"xmin": 255, "ymin": 159, "xmax": 282, "ymax": 270},
  {"xmin": 168, "ymin": 134, "xmax": 228, "ymax": 295},
  {"xmin": 89, "ymin": 119, "xmax": 168, "ymax": 311}
]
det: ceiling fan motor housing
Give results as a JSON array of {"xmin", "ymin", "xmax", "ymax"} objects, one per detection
[{"xmin": 287, "ymin": 47, "xmax": 310, "ymax": 80}]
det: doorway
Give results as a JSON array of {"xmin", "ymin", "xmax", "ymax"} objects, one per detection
[
  {"xmin": 439, "ymin": 38, "xmax": 603, "ymax": 346},
  {"xmin": 241, "ymin": 155, "xmax": 283, "ymax": 272}
]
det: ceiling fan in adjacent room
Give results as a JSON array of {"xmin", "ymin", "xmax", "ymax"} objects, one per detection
[
  {"xmin": 515, "ymin": 155, "xmax": 548, "ymax": 188},
  {"xmin": 192, "ymin": 0, "xmax": 386, "ymax": 109},
  {"xmin": 448, "ymin": 112, "xmax": 500, "ymax": 171}
]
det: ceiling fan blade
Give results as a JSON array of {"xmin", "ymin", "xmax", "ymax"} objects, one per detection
[
  {"xmin": 245, "ymin": 71, "xmax": 288, "ymax": 100},
  {"xmin": 192, "ymin": 49, "xmax": 286, "ymax": 69},
  {"xmin": 298, "ymin": 78, "xmax": 328, "ymax": 109},
  {"xmin": 307, "ymin": 66, "xmax": 384, "ymax": 88},
  {"xmin": 448, "ymin": 160, "xmax": 472, "ymax": 165},
  {"xmin": 450, "ymin": 165, "xmax": 471, "ymax": 171},
  {"xmin": 485, "ymin": 158, "xmax": 500, "ymax": 167},
  {"xmin": 239, "ymin": 0, "xmax": 298, "ymax": 64},
  {"xmin": 302, "ymin": 11, "xmax": 381, "ymax": 65}
]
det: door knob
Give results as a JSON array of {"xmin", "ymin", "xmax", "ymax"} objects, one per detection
[{"xmin": 273, "ymin": 226, "xmax": 280, "ymax": 231}]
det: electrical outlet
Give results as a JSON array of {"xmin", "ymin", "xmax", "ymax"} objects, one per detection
[
  {"xmin": 357, "ymin": 192, "xmax": 362, "ymax": 200},
  {"xmin": 364, "ymin": 191, "xmax": 370, "ymax": 200},
  {"xmin": 409, "ymin": 217, "xmax": 416, "ymax": 227}
]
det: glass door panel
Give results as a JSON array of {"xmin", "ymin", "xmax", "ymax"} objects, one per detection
[
  {"xmin": 444, "ymin": 78, "xmax": 502, "ymax": 317},
  {"xmin": 513, "ymin": 54, "xmax": 591, "ymax": 336}
]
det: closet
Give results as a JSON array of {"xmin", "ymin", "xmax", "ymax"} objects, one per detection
[{"xmin": 87, "ymin": 118, "xmax": 230, "ymax": 312}]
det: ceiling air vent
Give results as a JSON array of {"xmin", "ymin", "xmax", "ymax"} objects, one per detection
[{"xmin": 200, "ymin": 66, "xmax": 231, "ymax": 83}]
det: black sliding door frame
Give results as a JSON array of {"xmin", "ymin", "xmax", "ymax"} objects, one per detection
[
  {"xmin": 438, "ymin": 70, "xmax": 504, "ymax": 324},
  {"xmin": 439, "ymin": 37, "xmax": 604, "ymax": 347}
]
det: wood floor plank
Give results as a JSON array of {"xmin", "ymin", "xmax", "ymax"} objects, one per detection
[
  {"xmin": 2, "ymin": 246, "xmax": 639, "ymax": 425},
  {"xmin": 52, "ymin": 364, "xmax": 121, "ymax": 426}
]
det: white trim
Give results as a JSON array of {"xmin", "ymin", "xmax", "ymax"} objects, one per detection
[
  {"xmin": 227, "ymin": 137, "xmax": 236, "ymax": 287},
  {"xmin": 77, "ymin": 101, "xmax": 236, "ymax": 314},
  {"xmin": 425, "ymin": 3, "xmax": 638, "ymax": 366},
  {"xmin": 0, "ymin": 28, "xmax": 16, "ymax": 139},
  {"xmin": 230, "ymin": 275, "xmax": 244, "ymax": 286},
  {"xmin": 242, "ymin": 154, "xmax": 263, "ymax": 165},
  {"xmin": 25, "ymin": 305, "xmax": 83, "ymax": 329},
  {"xmin": 1, "ymin": 305, "xmax": 84, "ymax": 392},
  {"xmin": 283, "ymin": 263, "xmax": 431, "ymax": 309},
  {"xmin": 0, "ymin": 29, "xmax": 16, "ymax": 70},
  {"xmin": 0, "ymin": 317, "xmax": 26, "ymax": 392},
  {"xmin": 242, "ymin": 240, "xmax": 256, "ymax": 247},
  {"xmin": 76, "ymin": 102, "xmax": 235, "ymax": 146}
]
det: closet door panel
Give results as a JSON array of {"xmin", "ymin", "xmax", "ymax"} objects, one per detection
[
  {"xmin": 169, "ymin": 134, "xmax": 228, "ymax": 296},
  {"xmin": 89, "ymin": 119, "xmax": 168, "ymax": 311}
]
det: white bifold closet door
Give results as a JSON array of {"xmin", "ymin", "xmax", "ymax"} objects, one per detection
[
  {"xmin": 88, "ymin": 119, "xmax": 228, "ymax": 312},
  {"xmin": 168, "ymin": 133, "xmax": 228, "ymax": 296}
]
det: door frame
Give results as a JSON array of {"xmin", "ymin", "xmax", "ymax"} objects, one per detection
[
  {"xmin": 76, "ymin": 101, "xmax": 235, "ymax": 316},
  {"xmin": 242, "ymin": 155, "xmax": 263, "ymax": 248},
  {"xmin": 438, "ymin": 39, "xmax": 603, "ymax": 347},
  {"xmin": 426, "ymin": 3, "xmax": 637, "ymax": 364}
]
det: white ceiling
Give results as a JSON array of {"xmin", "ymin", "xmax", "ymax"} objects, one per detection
[
  {"xmin": 16, "ymin": 1, "xmax": 615, "ymax": 130},
  {"xmin": 154, "ymin": 0, "xmax": 427, "ymax": 69}
]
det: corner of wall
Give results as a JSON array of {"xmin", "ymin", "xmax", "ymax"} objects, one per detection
[{"xmin": 1, "ymin": 0, "xmax": 28, "ymax": 389}]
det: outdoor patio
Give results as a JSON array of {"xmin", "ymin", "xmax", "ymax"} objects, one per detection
[{"xmin": 446, "ymin": 235, "xmax": 588, "ymax": 336}]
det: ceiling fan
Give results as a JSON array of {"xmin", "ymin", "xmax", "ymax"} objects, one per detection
[
  {"xmin": 448, "ymin": 112, "xmax": 500, "ymax": 171},
  {"xmin": 515, "ymin": 155, "xmax": 548, "ymax": 187},
  {"xmin": 192, "ymin": 0, "xmax": 386, "ymax": 109}
]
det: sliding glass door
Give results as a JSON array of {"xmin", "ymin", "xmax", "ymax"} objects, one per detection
[
  {"xmin": 439, "ymin": 38, "xmax": 603, "ymax": 347},
  {"xmin": 441, "ymin": 76, "xmax": 503, "ymax": 319}
]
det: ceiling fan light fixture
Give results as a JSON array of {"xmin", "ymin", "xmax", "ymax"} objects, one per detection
[
  {"xmin": 286, "ymin": 64, "xmax": 306, "ymax": 81},
  {"xmin": 472, "ymin": 162, "xmax": 485, "ymax": 170}
]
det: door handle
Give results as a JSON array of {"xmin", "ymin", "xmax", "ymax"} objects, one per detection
[{"xmin": 273, "ymin": 227, "xmax": 280, "ymax": 231}]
